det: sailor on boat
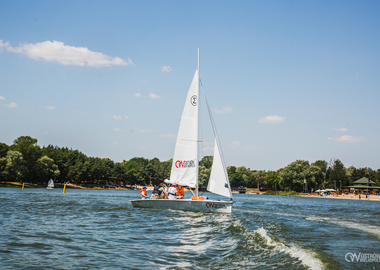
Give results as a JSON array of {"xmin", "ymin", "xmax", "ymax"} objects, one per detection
[
  {"xmin": 150, "ymin": 183, "xmax": 168, "ymax": 199},
  {"xmin": 140, "ymin": 186, "xmax": 148, "ymax": 198},
  {"xmin": 176, "ymin": 184, "xmax": 184, "ymax": 199},
  {"xmin": 168, "ymin": 184, "xmax": 178, "ymax": 200}
]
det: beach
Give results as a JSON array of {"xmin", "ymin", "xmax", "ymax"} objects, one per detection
[{"xmin": 304, "ymin": 193, "xmax": 380, "ymax": 201}]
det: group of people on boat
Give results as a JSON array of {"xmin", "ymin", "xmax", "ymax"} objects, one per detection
[{"xmin": 140, "ymin": 182, "xmax": 184, "ymax": 200}]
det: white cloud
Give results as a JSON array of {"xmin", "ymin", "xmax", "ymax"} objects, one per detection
[
  {"xmin": 2, "ymin": 102, "xmax": 18, "ymax": 108},
  {"xmin": 112, "ymin": 115, "xmax": 122, "ymax": 120},
  {"xmin": 112, "ymin": 141, "xmax": 118, "ymax": 145},
  {"xmin": 45, "ymin": 106, "xmax": 56, "ymax": 110},
  {"xmin": 149, "ymin": 93, "xmax": 161, "ymax": 99},
  {"xmin": 114, "ymin": 128, "xmax": 123, "ymax": 132},
  {"xmin": 134, "ymin": 93, "xmax": 142, "ymax": 97},
  {"xmin": 0, "ymin": 40, "xmax": 10, "ymax": 53},
  {"xmin": 160, "ymin": 133, "xmax": 177, "ymax": 138},
  {"xmin": 328, "ymin": 135, "xmax": 367, "ymax": 143},
  {"xmin": 202, "ymin": 146, "xmax": 215, "ymax": 152},
  {"xmin": 43, "ymin": 131, "xmax": 48, "ymax": 134},
  {"xmin": 214, "ymin": 107, "xmax": 233, "ymax": 114},
  {"xmin": 3, "ymin": 40, "xmax": 131, "ymax": 67},
  {"xmin": 230, "ymin": 140, "xmax": 258, "ymax": 150},
  {"xmin": 258, "ymin": 115, "xmax": 286, "ymax": 124},
  {"xmin": 161, "ymin": 66, "xmax": 172, "ymax": 72},
  {"xmin": 138, "ymin": 129, "xmax": 156, "ymax": 133},
  {"xmin": 331, "ymin": 128, "xmax": 348, "ymax": 132},
  {"xmin": 230, "ymin": 141, "xmax": 241, "ymax": 149},
  {"xmin": 124, "ymin": 115, "xmax": 130, "ymax": 119},
  {"xmin": 0, "ymin": 96, "xmax": 4, "ymax": 100}
]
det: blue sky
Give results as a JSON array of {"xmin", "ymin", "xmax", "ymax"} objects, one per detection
[{"xmin": 1, "ymin": 0, "xmax": 379, "ymax": 171}]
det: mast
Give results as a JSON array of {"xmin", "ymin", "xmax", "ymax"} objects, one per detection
[{"xmin": 195, "ymin": 48, "xmax": 200, "ymax": 197}]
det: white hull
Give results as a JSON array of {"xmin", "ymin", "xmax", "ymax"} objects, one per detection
[
  {"xmin": 131, "ymin": 199, "xmax": 233, "ymax": 213},
  {"xmin": 46, "ymin": 187, "xmax": 54, "ymax": 190}
]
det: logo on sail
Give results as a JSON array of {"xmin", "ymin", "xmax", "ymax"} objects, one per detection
[
  {"xmin": 190, "ymin": 95, "xmax": 197, "ymax": 106},
  {"xmin": 175, "ymin": 160, "xmax": 196, "ymax": 168}
]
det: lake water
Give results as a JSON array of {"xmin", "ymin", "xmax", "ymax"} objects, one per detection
[{"xmin": 1, "ymin": 188, "xmax": 379, "ymax": 269}]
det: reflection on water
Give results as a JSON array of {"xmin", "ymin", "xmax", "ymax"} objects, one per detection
[{"xmin": 0, "ymin": 188, "xmax": 379, "ymax": 269}]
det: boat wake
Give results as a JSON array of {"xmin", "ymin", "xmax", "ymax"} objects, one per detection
[
  {"xmin": 306, "ymin": 216, "xmax": 380, "ymax": 239},
  {"xmin": 254, "ymin": 227, "xmax": 323, "ymax": 270},
  {"xmin": 222, "ymin": 220, "xmax": 324, "ymax": 270}
]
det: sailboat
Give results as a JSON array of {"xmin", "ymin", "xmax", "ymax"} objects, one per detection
[
  {"xmin": 131, "ymin": 49, "xmax": 233, "ymax": 213},
  {"xmin": 47, "ymin": 179, "xmax": 54, "ymax": 190}
]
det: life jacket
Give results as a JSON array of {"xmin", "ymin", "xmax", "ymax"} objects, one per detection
[
  {"xmin": 176, "ymin": 187, "xmax": 184, "ymax": 196},
  {"xmin": 152, "ymin": 185, "xmax": 162, "ymax": 195},
  {"xmin": 140, "ymin": 189, "xmax": 147, "ymax": 197}
]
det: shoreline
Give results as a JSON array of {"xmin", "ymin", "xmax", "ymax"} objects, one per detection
[
  {"xmin": 2, "ymin": 183, "xmax": 380, "ymax": 201},
  {"xmin": 297, "ymin": 193, "xmax": 380, "ymax": 201}
]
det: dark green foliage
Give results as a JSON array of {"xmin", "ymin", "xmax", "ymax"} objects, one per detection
[
  {"xmin": 1, "ymin": 136, "xmax": 380, "ymax": 191},
  {"xmin": 11, "ymin": 136, "xmax": 42, "ymax": 183},
  {"xmin": 0, "ymin": 143, "xmax": 9, "ymax": 158},
  {"xmin": 199, "ymin": 156, "xmax": 213, "ymax": 169}
]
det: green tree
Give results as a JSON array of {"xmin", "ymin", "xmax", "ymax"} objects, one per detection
[
  {"xmin": 123, "ymin": 157, "xmax": 149, "ymax": 185},
  {"xmin": 36, "ymin": 155, "xmax": 60, "ymax": 182},
  {"xmin": 0, "ymin": 143, "xmax": 9, "ymax": 158},
  {"xmin": 158, "ymin": 159, "xmax": 172, "ymax": 184},
  {"xmin": 2, "ymin": 151, "xmax": 24, "ymax": 182},
  {"xmin": 327, "ymin": 159, "xmax": 348, "ymax": 189},
  {"xmin": 111, "ymin": 163, "xmax": 127, "ymax": 184},
  {"xmin": 11, "ymin": 136, "xmax": 41, "ymax": 182},
  {"xmin": 198, "ymin": 165, "xmax": 211, "ymax": 187},
  {"xmin": 265, "ymin": 171, "xmax": 278, "ymax": 189},
  {"xmin": 145, "ymin": 158, "xmax": 161, "ymax": 185},
  {"xmin": 227, "ymin": 166, "xmax": 240, "ymax": 187},
  {"xmin": 279, "ymin": 160, "xmax": 310, "ymax": 192},
  {"xmin": 68, "ymin": 161, "xmax": 84, "ymax": 184},
  {"xmin": 251, "ymin": 170, "xmax": 266, "ymax": 189},
  {"xmin": 199, "ymin": 156, "xmax": 213, "ymax": 169},
  {"xmin": 346, "ymin": 165, "xmax": 356, "ymax": 185}
]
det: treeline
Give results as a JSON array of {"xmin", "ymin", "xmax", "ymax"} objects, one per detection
[{"xmin": 1, "ymin": 136, "xmax": 379, "ymax": 192}]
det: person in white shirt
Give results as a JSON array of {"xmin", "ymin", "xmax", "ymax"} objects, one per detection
[{"xmin": 168, "ymin": 184, "xmax": 178, "ymax": 200}]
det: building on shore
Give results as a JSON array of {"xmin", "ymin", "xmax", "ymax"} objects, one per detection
[{"xmin": 342, "ymin": 177, "xmax": 380, "ymax": 195}]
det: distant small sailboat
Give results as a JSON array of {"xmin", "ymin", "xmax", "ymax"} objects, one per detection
[
  {"xmin": 131, "ymin": 49, "xmax": 233, "ymax": 213},
  {"xmin": 47, "ymin": 179, "xmax": 54, "ymax": 190}
]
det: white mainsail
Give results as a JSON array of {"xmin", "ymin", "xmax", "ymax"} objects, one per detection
[{"xmin": 169, "ymin": 70, "xmax": 199, "ymax": 188}]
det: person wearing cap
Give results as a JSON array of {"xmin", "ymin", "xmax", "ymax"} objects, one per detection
[
  {"xmin": 168, "ymin": 184, "xmax": 178, "ymax": 200},
  {"xmin": 151, "ymin": 183, "xmax": 168, "ymax": 199},
  {"xmin": 176, "ymin": 184, "xmax": 184, "ymax": 199},
  {"xmin": 140, "ymin": 186, "xmax": 148, "ymax": 198}
]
